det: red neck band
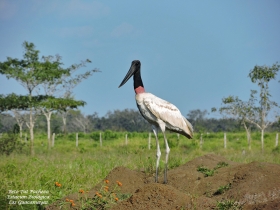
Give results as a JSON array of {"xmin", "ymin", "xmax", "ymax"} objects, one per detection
[{"xmin": 134, "ymin": 86, "xmax": 145, "ymax": 94}]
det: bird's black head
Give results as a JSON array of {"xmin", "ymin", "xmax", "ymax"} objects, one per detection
[
  {"xmin": 131, "ymin": 60, "xmax": 141, "ymax": 68},
  {"xmin": 118, "ymin": 60, "xmax": 142, "ymax": 88}
]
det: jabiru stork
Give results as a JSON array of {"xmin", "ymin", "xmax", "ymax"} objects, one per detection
[{"xmin": 118, "ymin": 60, "xmax": 193, "ymax": 184}]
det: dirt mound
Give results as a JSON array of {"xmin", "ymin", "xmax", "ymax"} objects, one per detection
[{"xmin": 46, "ymin": 154, "xmax": 280, "ymax": 210}]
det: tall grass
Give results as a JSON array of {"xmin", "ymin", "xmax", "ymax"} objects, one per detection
[{"xmin": 0, "ymin": 131, "xmax": 279, "ymax": 209}]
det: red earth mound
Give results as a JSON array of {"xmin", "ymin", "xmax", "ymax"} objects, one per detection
[{"xmin": 46, "ymin": 154, "xmax": 280, "ymax": 210}]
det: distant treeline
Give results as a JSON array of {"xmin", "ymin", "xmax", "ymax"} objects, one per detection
[{"xmin": 0, "ymin": 109, "xmax": 279, "ymax": 134}]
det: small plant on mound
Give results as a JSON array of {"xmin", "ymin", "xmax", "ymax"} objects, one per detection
[
  {"xmin": 214, "ymin": 162, "xmax": 229, "ymax": 170},
  {"xmin": 197, "ymin": 162, "xmax": 229, "ymax": 177},
  {"xmin": 197, "ymin": 166, "xmax": 215, "ymax": 177},
  {"xmin": 213, "ymin": 183, "xmax": 231, "ymax": 195}
]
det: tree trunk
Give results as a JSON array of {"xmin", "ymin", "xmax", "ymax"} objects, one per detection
[
  {"xmin": 224, "ymin": 133, "xmax": 227, "ymax": 149},
  {"xmin": 243, "ymin": 122, "xmax": 251, "ymax": 150},
  {"xmin": 275, "ymin": 133, "xmax": 278, "ymax": 147},
  {"xmin": 44, "ymin": 112, "xmax": 52, "ymax": 149},
  {"xmin": 19, "ymin": 123, "xmax": 23, "ymax": 140},
  {"xmin": 62, "ymin": 117, "xmax": 66, "ymax": 134},
  {"xmin": 52, "ymin": 133, "xmax": 55, "ymax": 147},
  {"xmin": 99, "ymin": 132, "xmax": 102, "ymax": 147},
  {"xmin": 261, "ymin": 129, "xmax": 264, "ymax": 153},
  {"xmin": 12, "ymin": 110, "xmax": 24, "ymax": 139},
  {"xmin": 62, "ymin": 111, "xmax": 67, "ymax": 135},
  {"xmin": 148, "ymin": 132, "xmax": 151, "ymax": 150},
  {"xmin": 28, "ymin": 108, "xmax": 35, "ymax": 156}
]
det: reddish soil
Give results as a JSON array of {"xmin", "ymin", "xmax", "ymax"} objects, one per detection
[{"xmin": 46, "ymin": 154, "xmax": 280, "ymax": 210}]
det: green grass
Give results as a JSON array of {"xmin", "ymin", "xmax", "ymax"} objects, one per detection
[{"xmin": 0, "ymin": 131, "xmax": 279, "ymax": 209}]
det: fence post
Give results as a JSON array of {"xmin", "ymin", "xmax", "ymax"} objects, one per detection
[
  {"xmin": 125, "ymin": 134, "xmax": 128, "ymax": 145},
  {"xmin": 200, "ymin": 133, "xmax": 203, "ymax": 149},
  {"xmin": 100, "ymin": 132, "xmax": 102, "ymax": 147},
  {"xmin": 224, "ymin": 133, "xmax": 227, "ymax": 149},
  {"xmin": 276, "ymin": 133, "xmax": 279, "ymax": 147},
  {"xmin": 76, "ymin": 133, "xmax": 78, "ymax": 147},
  {"xmin": 148, "ymin": 132, "xmax": 151, "ymax": 150},
  {"xmin": 52, "ymin": 133, "xmax": 55, "ymax": 147},
  {"xmin": 177, "ymin": 133, "xmax": 180, "ymax": 147}
]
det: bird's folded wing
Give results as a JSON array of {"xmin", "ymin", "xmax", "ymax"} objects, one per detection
[{"xmin": 143, "ymin": 96, "xmax": 187, "ymax": 130}]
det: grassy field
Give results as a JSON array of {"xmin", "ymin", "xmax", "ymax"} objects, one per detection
[{"xmin": 0, "ymin": 131, "xmax": 279, "ymax": 209}]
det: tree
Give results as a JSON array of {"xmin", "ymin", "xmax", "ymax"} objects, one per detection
[
  {"xmin": 55, "ymin": 62, "xmax": 100, "ymax": 135},
  {"xmin": 247, "ymin": 62, "xmax": 280, "ymax": 152},
  {"xmin": 0, "ymin": 113, "xmax": 16, "ymax": 133},
  {"xmin": 39, "ymin": 97, "xmax": 86, "ymax": 147},
  {"xmin": 218, "ymin": 91, "xmax": 256, "ymax": 150},
  {"xmin": 0, "ymin": 41, "xmax": 96, "ymax": 154},
  {"xmin": 11, "ymin": 109, "xmax": 25, "ymax": 139},
  {"xmin": 0, "ymin": 42, "xmax": 70, "ymax": 154},
  {"xmin": 217, "ymin": 62, "xmax": 280, "ymax": 153},
  {"xmin": 38, "ymin": 56, "xmax": 99, "ymax": 147}
]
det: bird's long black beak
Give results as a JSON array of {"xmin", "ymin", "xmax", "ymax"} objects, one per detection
[{"xmin": 118, "ymin": 61, "xmax": 139, "ymax": 88}]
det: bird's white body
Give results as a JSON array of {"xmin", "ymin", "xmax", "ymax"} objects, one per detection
[{"xmin": 136, "ymin": 92, "xmax": 193, "ymax": 138}]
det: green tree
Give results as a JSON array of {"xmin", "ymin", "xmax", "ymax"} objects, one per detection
[
  {"xmin": 38, "ymin": 56, "xmax": 99, "ymax": 147},
  {"xmin": 218, "ymin": 91, "xmax": 256, "ymax": 150},
  {"xmin": 247, "ymin": 62, "xmax": 280, "ymax": 152},
  {"xmin": 54, "ymin": 62, "xmax": 100, "ymax": 135},
  {"xmin": 0, "ymin": 41, "xmax": 96, "ymax": 154},
  {"xmin": 217, "ymin": 62, "xmax": 280, "ymax": 153}
]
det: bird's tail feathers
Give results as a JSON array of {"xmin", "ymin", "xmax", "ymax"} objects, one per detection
[{"xmin": 183, "ymin": 117, "xmax": 193, "ymax": 139}]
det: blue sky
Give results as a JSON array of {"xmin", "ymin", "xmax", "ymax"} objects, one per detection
[{"xmin": 0, "ymin": 0, "xmax": 279, "ymax": 118}]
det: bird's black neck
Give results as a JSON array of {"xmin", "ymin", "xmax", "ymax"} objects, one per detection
[{"xmin": 134, "ymin": 70, "xmax": 145, "ymax": 94}]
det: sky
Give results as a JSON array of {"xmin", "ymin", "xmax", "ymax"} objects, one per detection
[{"xmin": 0, "ymin": 0, "xmax": 280, "ymax": 119}]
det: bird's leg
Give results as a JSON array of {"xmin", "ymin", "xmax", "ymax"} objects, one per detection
[
  {"xmin": 162, "ymin": 132, "xmax": 170, "ymax": 184},
  {"xmin": 152, "ymin": 127, "xmax": 161, "ymax": 183}
]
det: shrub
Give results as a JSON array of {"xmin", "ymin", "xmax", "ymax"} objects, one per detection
[
  {"xmin": 90, "ymin": 132, "xmax": 100, "ymax": 141},
  {"xmin": 104, "ymin": 130, "xmax": 119, "ymax": 140},
  {"xmin": 0, "ymin": 133, "xmax": 25, "ymax": 155}
]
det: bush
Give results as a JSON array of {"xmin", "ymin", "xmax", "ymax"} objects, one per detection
[
  {"xmin": 0, "ymin": 133, "xmax": 25, "ymax": 155},
  {"xmin": 78, "ymin": 132, "xmax": 85, "ymax": 138},
  {"xmin": 103, "ymin": 130, "xmax": 119, "ymax": 140},
  {"xmin": 90, "ymin": 132, "xmax": 100, "ymax": 141},
  {"xmin": 67, "ymin": 133, "xmax": 76, "ymax": 141}
]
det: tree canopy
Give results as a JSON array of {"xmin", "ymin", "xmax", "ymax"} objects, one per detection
[{"xmin": 0, "ymin": 41, "xmax": 97, "ymax": 154}]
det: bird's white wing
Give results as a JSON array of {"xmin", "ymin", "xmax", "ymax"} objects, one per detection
[{"xmin": 143, "ymin": 94, "xmax": 193, "ymax": 138}]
